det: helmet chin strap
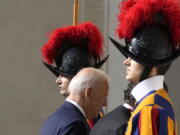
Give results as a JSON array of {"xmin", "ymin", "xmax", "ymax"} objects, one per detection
[{"xmin": 139, "ymin": 66, "xmax": 152, "ymax": 82}]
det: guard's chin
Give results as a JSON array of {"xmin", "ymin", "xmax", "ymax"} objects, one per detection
[
  {"xmin": 126, "ymin": 76, "xmax": 134, "ymax": 83},
  {"xmin": 126, "ymin": 76, "xmax": 131, "ymax": 81},
  {"xmin": 60, "ymin": 90, "xmax": 68, "ymax": 97}
]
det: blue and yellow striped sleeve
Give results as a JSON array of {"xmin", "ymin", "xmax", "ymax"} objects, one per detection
[{"xmin": 126, "ymin": 106, "xmax": 177, "ymax": 135}]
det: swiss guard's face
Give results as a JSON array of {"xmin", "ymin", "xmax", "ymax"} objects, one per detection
[
  {"xmin": 123, "ymin": 57, "xmax": 144, "ymax": 83},
  {"xmin": 55, "ymin": 75, "xmax": 71, "ymax": 97}
]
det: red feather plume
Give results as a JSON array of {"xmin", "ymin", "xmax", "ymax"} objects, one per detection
[
  {"xmin": 116, "ymin": 0, "xmax": 180, "ymax": 49},
  {"xmin": 41, "ymin": 22, "xmax": 104, "ymax": 64}
]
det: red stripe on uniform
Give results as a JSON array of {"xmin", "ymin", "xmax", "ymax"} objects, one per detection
[{"xmin": 152, "ymin": 107, "xmax": 159, "ymax": 135}]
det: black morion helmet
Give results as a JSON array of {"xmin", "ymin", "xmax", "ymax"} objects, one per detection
[
  {"xmin": 42, "ymin": 22, "xmax": 108, "ymax": 78},
  {"xmin": 110, "ymin": 0, "xmax": 180, "ymax": 81}
]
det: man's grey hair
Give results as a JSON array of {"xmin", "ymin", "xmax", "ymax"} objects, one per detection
[{"xmin": 68, "ymin": 67, "xmax": 109, "ymax": 94}]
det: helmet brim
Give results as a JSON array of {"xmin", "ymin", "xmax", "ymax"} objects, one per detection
[
  {"xmin": 43, "ymin": 62, "xmax": 74, "ymax": 78},
  {"xmin": 43, "ymin": 55, "xmax": 109, "ymax": 78},
  {"xmin": 109, "ymin": 37, "xmax": 179, "ymax": 67}
]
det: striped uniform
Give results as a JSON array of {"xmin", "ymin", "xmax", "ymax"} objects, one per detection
[{"xmin": 125, "ymin": 89, "xmax": 177, "ymax": 135}]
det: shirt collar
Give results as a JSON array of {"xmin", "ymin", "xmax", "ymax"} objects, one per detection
[
  {"xmin": 66, "ymin": 98, "xmax": 86, "ymax": 117},
  {"xmin": 131, "ymin": 75, "xmax": 164, "ymax": 102},
  {"xmin": 123, "ymin": 103, "xmax": 133, "ymax": 111}
]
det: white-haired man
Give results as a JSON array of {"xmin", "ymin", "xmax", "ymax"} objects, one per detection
[{"xmin": 40, "ymin": 67, "xmax": 109, "ymax": 135}]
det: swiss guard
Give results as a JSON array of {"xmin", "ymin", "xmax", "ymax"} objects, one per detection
[
  {"xmin": 41, "ymin": 0, "xmax": 108, "ymax": 129},
  {"xmin": 110, "ymin": 0, "xmax": 180, "ymax": 134}
]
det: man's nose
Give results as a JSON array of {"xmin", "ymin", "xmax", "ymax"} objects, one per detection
[
  {"xmin": 55, "ymin": 75, "xmax": 62, "ymax": 84},
  {"xmin": 123, "ymin": 57, "xmax": 131, "ymax": 65}
]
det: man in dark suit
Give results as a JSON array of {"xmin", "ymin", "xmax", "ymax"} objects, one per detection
[
  {"xmin": 40, "ymin": 67, "xmax": 109, "ymax": 135},
  {"xmin": 90, "ymin": 83, "xmax": 136, "ymax": 135}
]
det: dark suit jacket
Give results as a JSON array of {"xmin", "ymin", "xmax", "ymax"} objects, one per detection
[
  {"xmin": 90, "ymin": 105, "xmax": 131, "ymax": 135},
  {"xmin": 40, "ymin": 101, "xmax": 90, "ymax": 135}
]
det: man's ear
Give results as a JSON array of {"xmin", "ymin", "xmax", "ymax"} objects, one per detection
[
  {"xmin": 149, "ymin": 67, "xmax": 158, "ymax": 77},
  {"xmin": 84, "ymin": 87, "xmax": 93, "ymax": 100}
]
